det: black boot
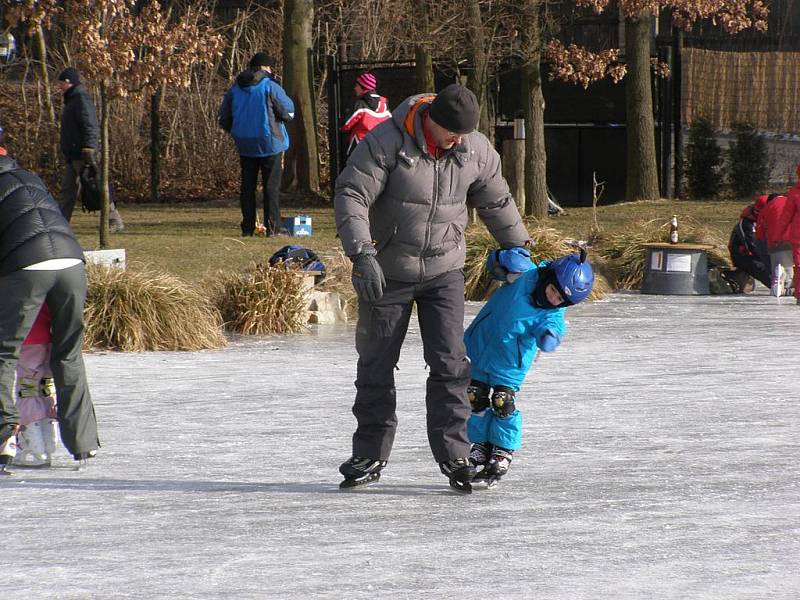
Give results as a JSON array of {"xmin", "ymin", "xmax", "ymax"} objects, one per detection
[
  {"xmin": 439, "ymin": 457, "xmax": 476, "ymax": 494},
  {"xmin": 339, "ymin": 456, "xmax": 387, "ymax": 489}
]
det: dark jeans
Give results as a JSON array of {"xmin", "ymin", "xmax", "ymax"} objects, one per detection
[
  {"xmin": 350, "ymin": 270, "xmax": 471, "ymax": 463},
  {"xmin": 0, "ymin": 265, "xmax": 99, "ymax": 456},
  {"xmin": 240, "ymin": 154, "xmax": 282, "ymax": 235},
  {"xmin": 60, "ymin": 158, "xmax": 123, "ymax": 226}
]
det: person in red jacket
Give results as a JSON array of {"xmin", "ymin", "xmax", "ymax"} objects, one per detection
[
  {"xmin": 755, "ymin": 191, "xmax": 794, "ymax": 297},
  {"xmin": 341, "ymin": 72, "xmax": 391, "ymax": 159},
  {"xmin": 783, "ymin": 165, "xmax": 800, "ymax": 304}
]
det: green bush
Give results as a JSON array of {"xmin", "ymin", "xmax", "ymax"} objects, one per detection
[
  {"xmin": 725, "ymin": 122, "xmax": 769, "ymax": 199},
  {"xmin": 684, "ymin": 116, "xmax": 723, "ymax": 199}
]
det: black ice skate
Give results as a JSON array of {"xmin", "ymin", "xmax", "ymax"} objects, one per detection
[
  {"xmin": 439, "ymin": 457, "xmax": 476, "ymax": 494},
  {"xmin": 339, "ymin": 456, "xmax": 387, "ymax": 489},
  {"xmin": 469, "ymin": 442, "xmax": 493, "ymax": 479}
]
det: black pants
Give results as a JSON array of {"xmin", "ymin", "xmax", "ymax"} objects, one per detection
[
  {"xmin": 240, "ymin": 154, "xmax": 282, "ymax": 235},
  {"xmin": 0, "ymin": 264, "xmax": 99, "ymax": 456},
  {"xmin": 350, "ymin": 270, "xmax": 471, "ymax": 463}
]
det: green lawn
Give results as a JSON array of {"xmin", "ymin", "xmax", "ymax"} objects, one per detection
[{"xmin": 70, "ymin": 197, "xmax": 746, "ymax": 285}]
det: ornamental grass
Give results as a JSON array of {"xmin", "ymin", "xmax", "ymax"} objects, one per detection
[
  {"xmin": 600, "ymin": 215, "xmax": 731, "ymax": 289},
  {"xmin": 84, "ymin": 264, "xmax": 226, "ymax": 352},
  {"xmin": 213, "ymin": 262, "xmax": 309, "ymax": 335},
  {"xmin": 464, "ymin": 221, "xmax": 611, "ymax": 301}
]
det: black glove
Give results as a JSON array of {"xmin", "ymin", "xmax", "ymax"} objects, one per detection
[
  {"xmin": 81, "ymin": 147, "xmax": 97, "ymax": 168},
  {"xmin": 351, "ymin": 250, "xmax": 385, "ymax": 303}
]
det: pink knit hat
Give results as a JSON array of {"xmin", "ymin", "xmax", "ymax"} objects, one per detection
[{"xmin": 356, "ymin": 72, "xmax": 377, "ymax": 91}]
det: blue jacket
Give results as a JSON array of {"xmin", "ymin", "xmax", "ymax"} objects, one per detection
[
  {"xmin": 464, "ymin": 263, "xmax": 567, "ymax": 390},
  {"xmin": 219, "ymin": 70, "xmax": 295, "ymax": 157}
]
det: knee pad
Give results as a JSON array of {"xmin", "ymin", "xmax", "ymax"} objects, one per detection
[
  {"xmin": 491, "ymin": 387, "xmax": 516, "ymax": 418},
  {"xmin": 467, "ymin": 381, "xmax": 491, "ymax": 413}
]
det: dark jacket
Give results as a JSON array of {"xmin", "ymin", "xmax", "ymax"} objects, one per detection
[
  {"xmin": 0, "ymin": 156, "xmax": 84, "ymax": 276},
  {"xmin": 334, "ymin": 93, "xmax": 529, "ymax": 283},
  {"xmin": 218, "ymin": 69, "xmax": 295, "ymax": 157},
  {"xmin": 60, "ymin": 83, "xmax": 99, "ymax": 160}
]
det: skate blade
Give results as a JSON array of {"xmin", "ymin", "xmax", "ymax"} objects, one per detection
[
  {"xmin": 0, "ymin": 466, "xmax": 15, "ymax": 477},
  {"xmin": 339, "ymin": 472, "xmax": 381, "ymax": 489},
  {"xmin": 448, "ymin": 479, "xmax": 473, "ymax": 494},
  {"xmin": 11, "ymin": 461, "xmax": 52, "ymax": 470}
]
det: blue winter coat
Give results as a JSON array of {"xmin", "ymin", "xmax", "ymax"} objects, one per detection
[
  {"xmin": 464, "ymin": 263, "xmax": 567, "ymax": 390},
  {"xmin": 218, "ymin": 70, "xmax": 295, "ymax": 157}
]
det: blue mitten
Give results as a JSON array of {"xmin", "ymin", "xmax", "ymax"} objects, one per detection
[
  {"xmin": 537, "ymin": 329, "xmax": 561, "ymax": 352},
  {"xmin": 486, "ymin": 247, "xmax": 533, "ymax": 282}
]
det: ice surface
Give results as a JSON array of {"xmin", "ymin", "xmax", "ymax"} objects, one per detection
[{"xmin": 4, "ymin": 292, "xmax": 800, "ymax": 599}]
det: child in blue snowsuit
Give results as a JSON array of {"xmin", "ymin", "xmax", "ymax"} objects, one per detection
[{"xmin": 464, "ymin": 247, "xmax": 595, "ymax": 482}]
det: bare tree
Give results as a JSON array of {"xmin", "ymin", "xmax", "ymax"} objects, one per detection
[{"xmin": 283, "ymin": 0, "xmax": 319, "ymax": 193}]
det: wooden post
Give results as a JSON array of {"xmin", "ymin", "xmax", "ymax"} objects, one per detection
[{"xmin": 502, "ymin": 138, "xmax": 526, "ymax": 215}]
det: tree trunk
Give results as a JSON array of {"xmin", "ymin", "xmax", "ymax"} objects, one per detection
[
  {"xmin": 414, "ymin": 0, "xmax": 434, "ymax": 93},
  {"xmin": 520, "ymin": 0, "xmax": 548, "ymax": 219},
  {"xmin": 624, "ymin": 13, "xmax": 660, "ymax": 201},
  {"xmin": 465, "ymin": 0, "xmax": 490, "ymax": 138},
  {"xmin": 99, "ymin": 82, "xmax": 111, "ymax": 249},
  {"xmin": 282, "ymin": 0, "xmax": 319, "ymax": 193},
  {"xmin": 33, "ymin": 24, "xmax": 58, "ymax": 170},
  {"xmin": 150, "ymin": 89, "xmax": 162, "ymax": 203}
]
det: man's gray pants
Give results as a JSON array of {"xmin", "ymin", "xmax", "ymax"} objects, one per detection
[
  {"xmin": 350, "ymin": 269, "xmax": 471, "ymax": 463},
  {"xmin": 0, "ymin": 264, "xmax": 99, "ymax": 456}
]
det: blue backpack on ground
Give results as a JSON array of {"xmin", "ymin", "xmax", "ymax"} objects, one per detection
[{"xmin": 269, "ymin": 245, "xmax": 326, "ymax": 283}]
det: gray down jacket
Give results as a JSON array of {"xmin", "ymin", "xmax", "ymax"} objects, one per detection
[{"xmin": 334, "ymin": 93, "xmax": 530, "ymax": 283}]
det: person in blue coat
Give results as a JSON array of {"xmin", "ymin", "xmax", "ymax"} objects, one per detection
[
  {"xmin": 464, "ymin": 247, "xmax": 595, "ymax": 483},
  {"xmin": 219, "ymin": 53, "xmax": 295, "ymax": 237}
]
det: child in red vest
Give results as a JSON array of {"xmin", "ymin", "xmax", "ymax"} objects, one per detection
[
  {"xmin": 341, "ymin": 72, "xmax": 391, "ymax": 158},
  {"xmin": 14, "ymin": 304, "xmax": 59, "ymax": 467}
]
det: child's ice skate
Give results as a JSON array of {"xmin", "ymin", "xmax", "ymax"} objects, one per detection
[
  {"xmin": 13, "ymin": 420, "xmax": 53, "ymax": 468},
  {"xmin": 479, "ymin": 448, "xmax": 514, "ymax": 488},
  {"xmin": 339, "ymin": 456, "xmax": 387, "ymax": 489},
  {"xmin": 469, "ymin": 442, "xmax": 493, "ymax": 481}
]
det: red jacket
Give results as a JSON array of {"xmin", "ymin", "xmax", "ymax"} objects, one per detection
[
  {"xmin": 755, "ymin": 193, "xmax": 793, "ymax": 248},
  {"xmin": 341, "ymin": 93, "xmax": 391, "ymax": 150}
]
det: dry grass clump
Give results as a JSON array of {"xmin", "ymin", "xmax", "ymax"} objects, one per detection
[
  {"xmin": 601, "ymin": 216, "xmax": 731, "ymax": 289},
  {"xmin": 465, "ymin": 221, "xmax": 610, "ymax": 301},
  {"xmin": 213, "ymin": 262, "xmax": 309, "ymax": 335},
  {"xmin": 84, "ymin": 264, "xmax": 226, "ymax": 351}
]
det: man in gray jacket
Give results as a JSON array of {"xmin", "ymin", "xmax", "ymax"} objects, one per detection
[{"xmin": 335, "ymin": 84, "xmax": 531, "ymax": 493}]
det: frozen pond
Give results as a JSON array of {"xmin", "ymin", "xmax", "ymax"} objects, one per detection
[{"xmin": 4, "ymin": 291, "xmax": 800, "ymax": 599}]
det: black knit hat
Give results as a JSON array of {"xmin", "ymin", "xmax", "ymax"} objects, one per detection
[
  {"xmin": 249, "ymin": 52, "xmax": 275, "ymax": 69},
  {"xmin": 58, "ymin": 67, "xmax": 80, "ymax": 85},
  {"xmin": 428, "ymin": 84, "xmax": 480, "ymax": 134}
]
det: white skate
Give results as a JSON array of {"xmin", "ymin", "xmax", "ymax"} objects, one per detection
[{"xmin": 14, "ymin": 420, "xmax": 53, "ymax": 468}]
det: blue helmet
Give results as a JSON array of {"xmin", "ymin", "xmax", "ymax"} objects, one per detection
[{"xmin": 550, "ymin": 248, "xmax": 594, "ymax": 305}]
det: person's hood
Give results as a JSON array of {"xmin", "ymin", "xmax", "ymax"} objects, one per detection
[
  {"xmin": 236, "ymin": 69, "xmax": 269, "ymax": 89},
  {"xmin": 391, "ymin": 93, "xmax": 469, "ymax": 157},
  {"xmin": 0, "ymin": 154, "xmax": 19, "ymax": 176}
]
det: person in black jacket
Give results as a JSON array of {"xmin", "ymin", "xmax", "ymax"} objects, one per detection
[
  {"xmin": 0, "ymin": 150, "xmax": 100, "ymax": 473},
  {"xmin": 722, "ymin": 197, "xmax": 771, "ymax": 292},
  {"xmin": 57, "ymin": 67, "xmax": 123, "ymax": 230}
]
